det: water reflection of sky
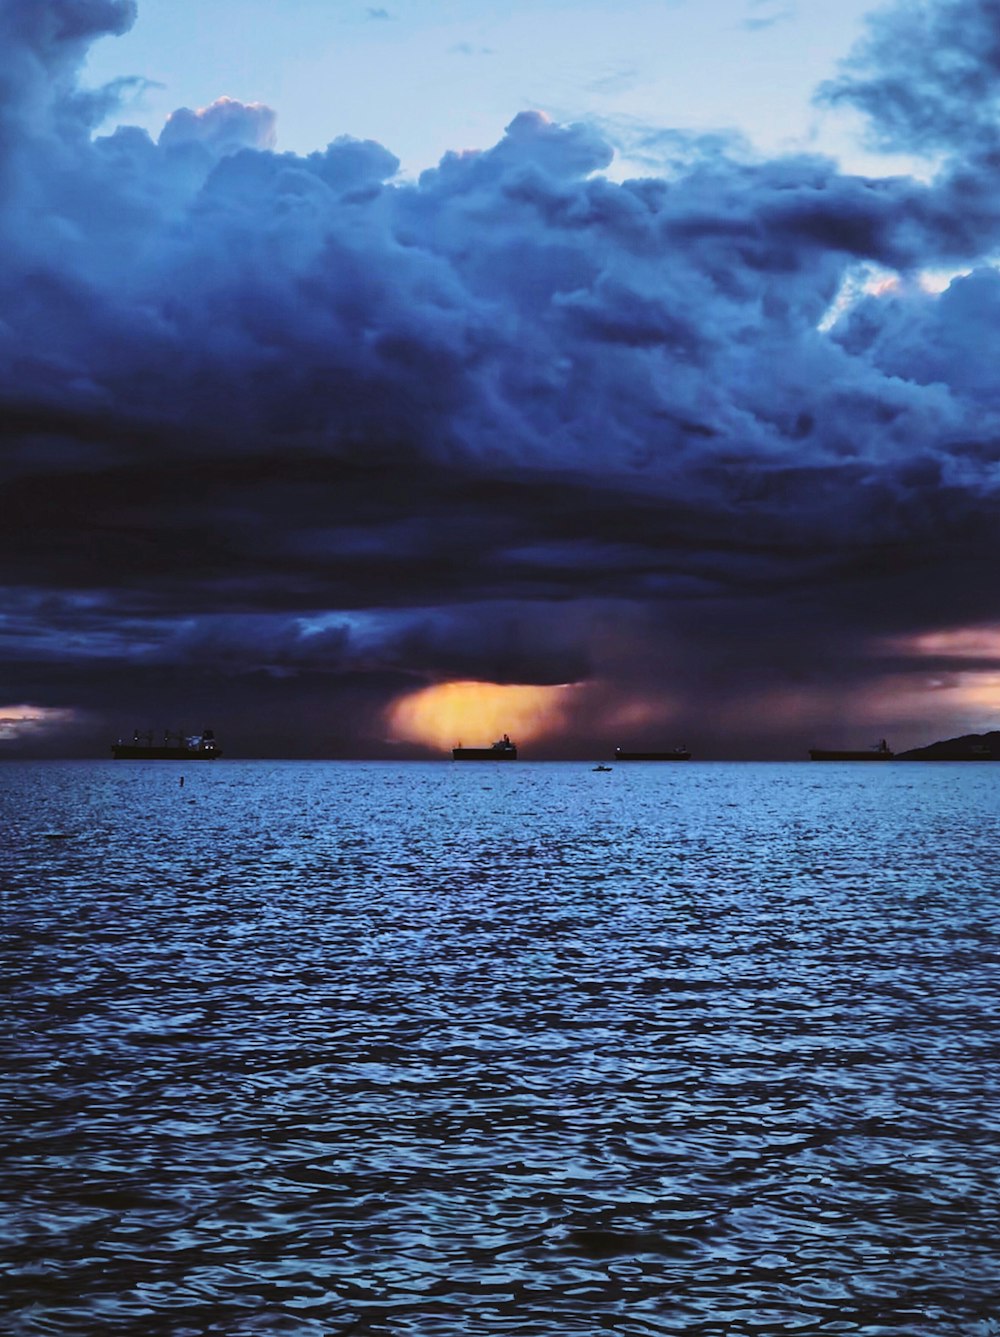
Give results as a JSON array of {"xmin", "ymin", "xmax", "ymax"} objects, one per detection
[{"xmin": 4, "ymin": 760, "xmax": 1000, "ymax": 1333}]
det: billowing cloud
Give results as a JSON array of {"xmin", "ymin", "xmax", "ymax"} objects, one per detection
[
  {"xmin": 159, "ymin": 96, "xmax": 278, "ymax": 155},
  {"xmin": 2, "ymin": 0, "xmax": 1000, "ymax": 756},
  {"xmin": 820, "ymin": 0, "xmax": 1000, "ymax": 155}
]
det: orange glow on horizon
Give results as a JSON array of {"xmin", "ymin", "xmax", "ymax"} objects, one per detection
[
  {"xmin": 860, "ymin": 671, "xmax": 1000, "ymax": 741},
  {"xmin": 899, "ymin": 625, "xmax": 1000, "ymax": 660},
  {"xmin": 386, "ymin": 680, "xmax": 574, "ymax": 753},
  {"xmin": 0, "ymin": 705, "xmax": 76, "ymax": 741},
  {"xmin": 877, "ymin": 624, "xmax": 1000, "ymax": 728},
  {"xmin": 949, "ymin": 672, "xmax": 1000, "ymax": 712}
]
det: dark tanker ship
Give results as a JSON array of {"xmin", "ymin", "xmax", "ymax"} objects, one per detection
[
  {"xmin": 452, "ymin": 735, "xmax": 518, "ymax": 761},
  {"xmin": 112, "ymin": 729, "xmax": 222, "ymax": 760}
]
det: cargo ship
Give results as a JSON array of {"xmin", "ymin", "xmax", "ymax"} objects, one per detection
[
  {"xmin": 614, "ymin": 746, "xmax": 691, "ymax": 761},
  {"xmin": 111, "ymin": 728, "xmax": 222, "ymax": 760},
  {"xmin": 808, "ymin": 739, "xmax": 893, "ymax": 761},
  {"xmin": 452, "ymin": 734, "xmax": 517, "ymax": 761}
]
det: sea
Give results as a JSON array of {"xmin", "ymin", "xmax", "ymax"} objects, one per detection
[{"xmin": 3, "ymin": 760, "xmax": 1000, "ymax": 1337}]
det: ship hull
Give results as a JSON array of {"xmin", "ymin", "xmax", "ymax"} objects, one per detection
[
  {"xmin": 111, "ymin": 746, "xmax": 221, "ymax": 760},
  {"xmin": 808, "ymin": 749, "xmax": 893, "ymax": 761},
  {"xmin": 614, "ymin": 750, "xmax": 691, "ymax": 761},
  {"xmin": 452, "ymin": 748, "xmax": 517, "ymax": 760}
]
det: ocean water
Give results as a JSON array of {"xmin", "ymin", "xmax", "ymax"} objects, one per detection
[{"xmin": 3, "ymin": 759, "xmax": 1000, "ymax": 1337}]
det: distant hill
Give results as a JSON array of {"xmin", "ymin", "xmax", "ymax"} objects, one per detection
[{"xmin": 896, "ymin": 731, "xmax": 1000, "ymax": 761}]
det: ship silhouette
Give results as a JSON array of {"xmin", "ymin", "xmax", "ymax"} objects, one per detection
[{"xmin": 111, "ymin": 728, "xmax": 222, "ymax": 760}]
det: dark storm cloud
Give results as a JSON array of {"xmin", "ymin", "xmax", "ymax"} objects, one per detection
[
  {"xmin": 3, "ymin": 0, "xmax": 1000, "ymax": 754},
  {"xmin": 820, "ymin": 0, "xmax": 1000, "ymax": 155}
]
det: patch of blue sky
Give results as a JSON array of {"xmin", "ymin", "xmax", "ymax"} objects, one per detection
[{"xmin": 81, "ymin": 0, "xmax": 919, "ymax": 182}]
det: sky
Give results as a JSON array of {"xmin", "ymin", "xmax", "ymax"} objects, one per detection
[
  {"xmin": 78, "ymin": 0, "xmax": 897, "ymax": 178},
  {"xmin": 2, "ymin": 0, "xmax": 1000, "ymax": 759}
]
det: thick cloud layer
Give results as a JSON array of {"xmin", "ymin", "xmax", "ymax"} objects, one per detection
[
  {"xmin": 2, "ymin": 0, "xmax": 1000, "ymax": 756},
  {"xmin": 821, "ymin": 0, "xmax": 1000, "ymax": 155}
]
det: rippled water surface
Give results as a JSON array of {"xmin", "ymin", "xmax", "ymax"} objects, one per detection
[{"xmin": 4, "ymin": 760, "xmax": 1000, "ymax": 1336}]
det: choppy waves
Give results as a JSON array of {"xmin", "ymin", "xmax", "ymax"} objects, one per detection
[{"xmin": 4, "ymin": 761, "xmax": 1000, "ymax": 1335}]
